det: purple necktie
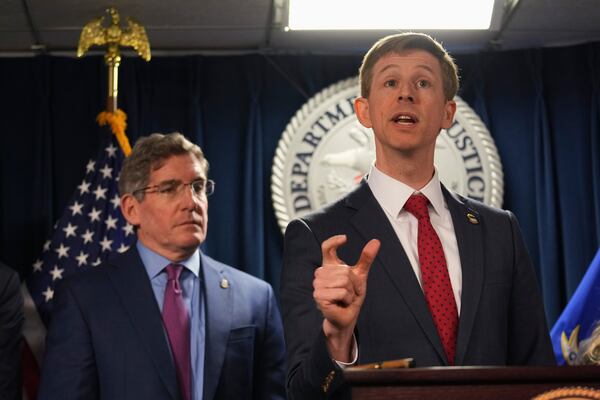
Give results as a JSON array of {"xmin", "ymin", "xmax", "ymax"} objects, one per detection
[
  {"xmin": 162, "ymin": 264, "xmax": 191, "ymax": 400},
  {"xmin": 404, "ymin": 194, "xmax": 458, "ymax": 365}
]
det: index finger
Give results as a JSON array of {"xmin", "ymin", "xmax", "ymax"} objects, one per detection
[{"xmin": 321, "ymin": 234, "xmax": 347, "ymax": 266}]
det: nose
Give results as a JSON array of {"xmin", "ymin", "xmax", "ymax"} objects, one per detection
[{"xmin": 397, "ymin": 81, "xmax": 415, "ymax": 103}]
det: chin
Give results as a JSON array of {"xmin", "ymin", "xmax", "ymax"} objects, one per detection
[{"xmin": 174, "ymin": 231, "xmax": 202, "ymax": 248}]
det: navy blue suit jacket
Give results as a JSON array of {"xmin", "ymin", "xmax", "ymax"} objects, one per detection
[
  {"xmin": 281, "ymin": 182, "xmax": 554, "ymax": 399},
  {"xmin": 39, "ymin": 246, "xmax": 286, "ymax": 400}
]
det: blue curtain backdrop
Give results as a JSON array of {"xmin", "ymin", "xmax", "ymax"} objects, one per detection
[{"xmin": 1, "ymin": 42, "xmax": 599, "ymax": 325}]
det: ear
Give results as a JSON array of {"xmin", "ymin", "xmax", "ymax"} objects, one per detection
[
  {"xmin": 441, "ymin": 99, "xmax": 457, "ymax": 129},
  {"xmin": 354, "ymin": 97, "xmax": 372, "ymax": 128},
  {"xmin": 120, "ymin": 194, "xmax": 141, "ymax": 227}
]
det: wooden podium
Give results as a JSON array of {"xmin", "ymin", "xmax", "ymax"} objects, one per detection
[{"xmin": 344, "ymin": 365, "xmax": 600, "ymax": 400}]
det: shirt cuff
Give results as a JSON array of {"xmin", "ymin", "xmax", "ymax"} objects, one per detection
[{"xmin": 333, "ymin": 334, "xmax": 358, "ymax": 369}]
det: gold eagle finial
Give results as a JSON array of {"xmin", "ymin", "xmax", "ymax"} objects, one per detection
[
  {"xmin": 77, "ymin": 7, "xmax": 151, "ymax": 61},
  {"xmin": 77, "ymin": 7, "xmax": 151, "ymax": 113}
]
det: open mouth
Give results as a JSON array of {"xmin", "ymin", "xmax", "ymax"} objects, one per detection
[{"xmin": 391, "ymin": 113, "xmax": 418, "ymax": 124}]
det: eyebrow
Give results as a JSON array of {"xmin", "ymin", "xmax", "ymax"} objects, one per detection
[
  {"xmin": 156, "ymin": 177, "xmax": 205, "ymax": 185},
  {"xmin": 154, "ymin": 179, "xmax": 180, "ymax": 186},
  {"xmin": 379, "ymin": 63, "xmax": 436, "ymax": 76}
]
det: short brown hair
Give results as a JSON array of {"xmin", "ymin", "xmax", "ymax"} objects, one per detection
[
  {"xmin": 359, "ymin": 32, "xmax": 459, "ymax": 100},
  {"xmin": 119, "ymin": 132, "xmax": 209, "ymax": 200}
]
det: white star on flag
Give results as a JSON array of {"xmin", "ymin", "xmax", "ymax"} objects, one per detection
[
  {"xmin": 42, "ymin": 286, "xmax": 54, "ymax": 302},
  {"xmin": 75, "ymin": 251, "xmax": 89, "ymax": 267},
  {"xmin": 88, "ymin": 207, "xmax": 102, "ymax": 223},
  {"xmin": 32, "ymin": 259, "xmax": 43, "ymax": 272},
  {"xmin": 110, "ymin": 194, "xmax": 121, "ymax": 210},
  {"xmin": 42, "ymin": 287, "xmax": 54, "ymax": 302},
  {"xmin": 62, "ymin": 223, "xmax": 78, "ymax": 238},
  {"xmin": 49, "ymin": 266, "xmax": 64, "ymax": 281},
  {"xmin": 122, "ymin": 223, "xmax": 134, "ymax": 236},
  {"xmin": 93, "ymin": 185, "xmax": 108, "ymax": 201},
  {"xmin": 105, "ymin": 215, "xmax": 118, "ymax": 230},
  {"xmin": 105, "ymin": 143, "xmax": 118, "ymax": 158},
  {"xmin": 117, "ymin": 243, "xmax": 130, "ymax": 253},
  {"xmin": 69, "ymin": 201, "xmax": 84, "ymax": 216},
  {"xmin": 81, "ymin": 229, "xmax": 94, "ymax": 244},
  {"xmin": 78, "ymin": 180, "xmax": 91, "ymax": 195},
  {"xmin": 86, "ymin": 160, "xmax": 96, "ymax": 173},
  {"xmin": 99, "ymin": 236, "xmax": 113, "ymax": 252},
  {"xmin": 55, "ymin": 243, "xmax": 70, "ymax": 259},
  {"xmin": 100, "ymin": 164, "xmax": 113, "ymax": 179}
]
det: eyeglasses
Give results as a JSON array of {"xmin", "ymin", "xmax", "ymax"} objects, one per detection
[{"xmin": 133, "ymin": 178, "xmax": 215, "ymax": 200}]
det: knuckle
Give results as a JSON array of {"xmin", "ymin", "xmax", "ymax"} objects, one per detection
[{"xmin": 314, "ymin": 266, "xmax": 325, "ymax": 278}]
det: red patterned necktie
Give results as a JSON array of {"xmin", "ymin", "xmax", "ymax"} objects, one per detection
[
  {"xmin": 162, "ymin": 264, "xmax": 191, "ymax": 400},
  {"xmin": 404, "ymin": 194, "xmax": 458, "ymax": 365}
]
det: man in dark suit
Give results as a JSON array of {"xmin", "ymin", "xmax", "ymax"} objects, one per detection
[
  {"xmin": 0, "ymin": 261, "xmax": 23, "ymax": 400},
  {"xmin": 281, "ymin": 33, "xmax": 554, "ymax": 399},
  {"xmin": 39, "ymin": 132, "xmax": 286, "ymax": 400}
]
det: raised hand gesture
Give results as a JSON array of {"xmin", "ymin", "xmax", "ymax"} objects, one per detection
[{"xmin": 313, "ymin": 234, "xmax": 380, "ymax": 361}]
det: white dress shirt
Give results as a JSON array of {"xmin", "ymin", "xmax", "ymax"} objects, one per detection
[{"xmin": 367, "ymin": 165, "xmax": 463, "ymax": 313}]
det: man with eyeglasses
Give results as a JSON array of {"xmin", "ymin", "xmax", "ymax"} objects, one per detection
[{"xmin": 39, "ymin": 132, "xmax": 286, "ymax": 400}]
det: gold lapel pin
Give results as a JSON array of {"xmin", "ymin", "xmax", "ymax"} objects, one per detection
[
  {"xmin": 466, "ymin": 212, "xmax": 479, "ymax": 225},
  {"xmin": 220, "ymin": 278, "xmax": 229, "ymax": 289}
]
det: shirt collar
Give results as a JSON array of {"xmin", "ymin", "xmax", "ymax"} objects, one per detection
[
  {"xmin": 367, "ymin": 164, "xmax": 446, "ymax": 218},
  {"xmin": 136, "ymin": 240, "xmax": 200, "ymax": 279}
]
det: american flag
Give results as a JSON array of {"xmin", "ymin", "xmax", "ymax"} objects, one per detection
[
  {"xmin": 22, "ymin": 136, "xmax": 136, "ymax": 398},
  {"xmin": 27, "ymin": 137, "xmax": 135, "ymax": 323}
]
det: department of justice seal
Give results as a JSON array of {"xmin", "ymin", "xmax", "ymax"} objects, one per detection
[{"xmin": 271, "ymin": 77, "xmax": 503, "ymax": 233}]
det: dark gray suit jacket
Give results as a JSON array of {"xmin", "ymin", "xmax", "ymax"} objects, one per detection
[
  {"xmin": 281, "ymin": 182, "xmax": 554, "ymax": 399},
  {"xmin": 38, "ymin": 246, "xmax": 286, "ymax": 400},
  {"xmin": 0, "ymin": 262, "xmax": 23, "ymax": 400}
]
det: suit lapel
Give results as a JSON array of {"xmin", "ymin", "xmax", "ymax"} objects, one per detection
[
  {"xmin": 442, "ymin": 187, "xmax": 484, "ymax": 365},
  {"xmin": 105, "ymin": 247, "xmax": 179, "ymax": 399},
  {"xmin": 201, "ymin": 254, "xmax": 233, "ymax": 400},
  {"xmin": 347, "ymin": 182, "xmax": 448, "ymax": 363}
]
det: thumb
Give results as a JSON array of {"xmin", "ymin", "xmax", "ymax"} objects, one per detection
[{"xmin": 355, "ymin": 239, "xmax": 380, "ymax": 276}]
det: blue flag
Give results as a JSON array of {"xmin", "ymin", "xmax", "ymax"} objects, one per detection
[
  {"xmin": 550, "ymin": 248, "xmax": 600, "ymax": 365},
  {"xmin": 26, "ymin": 137, "xmax": 136, "ymax": 325}
]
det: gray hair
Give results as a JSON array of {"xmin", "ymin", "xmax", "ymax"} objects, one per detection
[{"xmin": 119, "ymin": 132, "xmax": 208, "ymax": 200}]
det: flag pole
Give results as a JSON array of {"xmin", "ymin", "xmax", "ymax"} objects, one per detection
[
  {"xmin": 77, "ymin": 6, "xmax": 151, "ymax": 156},
  {"xmin": 20, "ymin": 10, "xmax": 150, "ymax": 398}
]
